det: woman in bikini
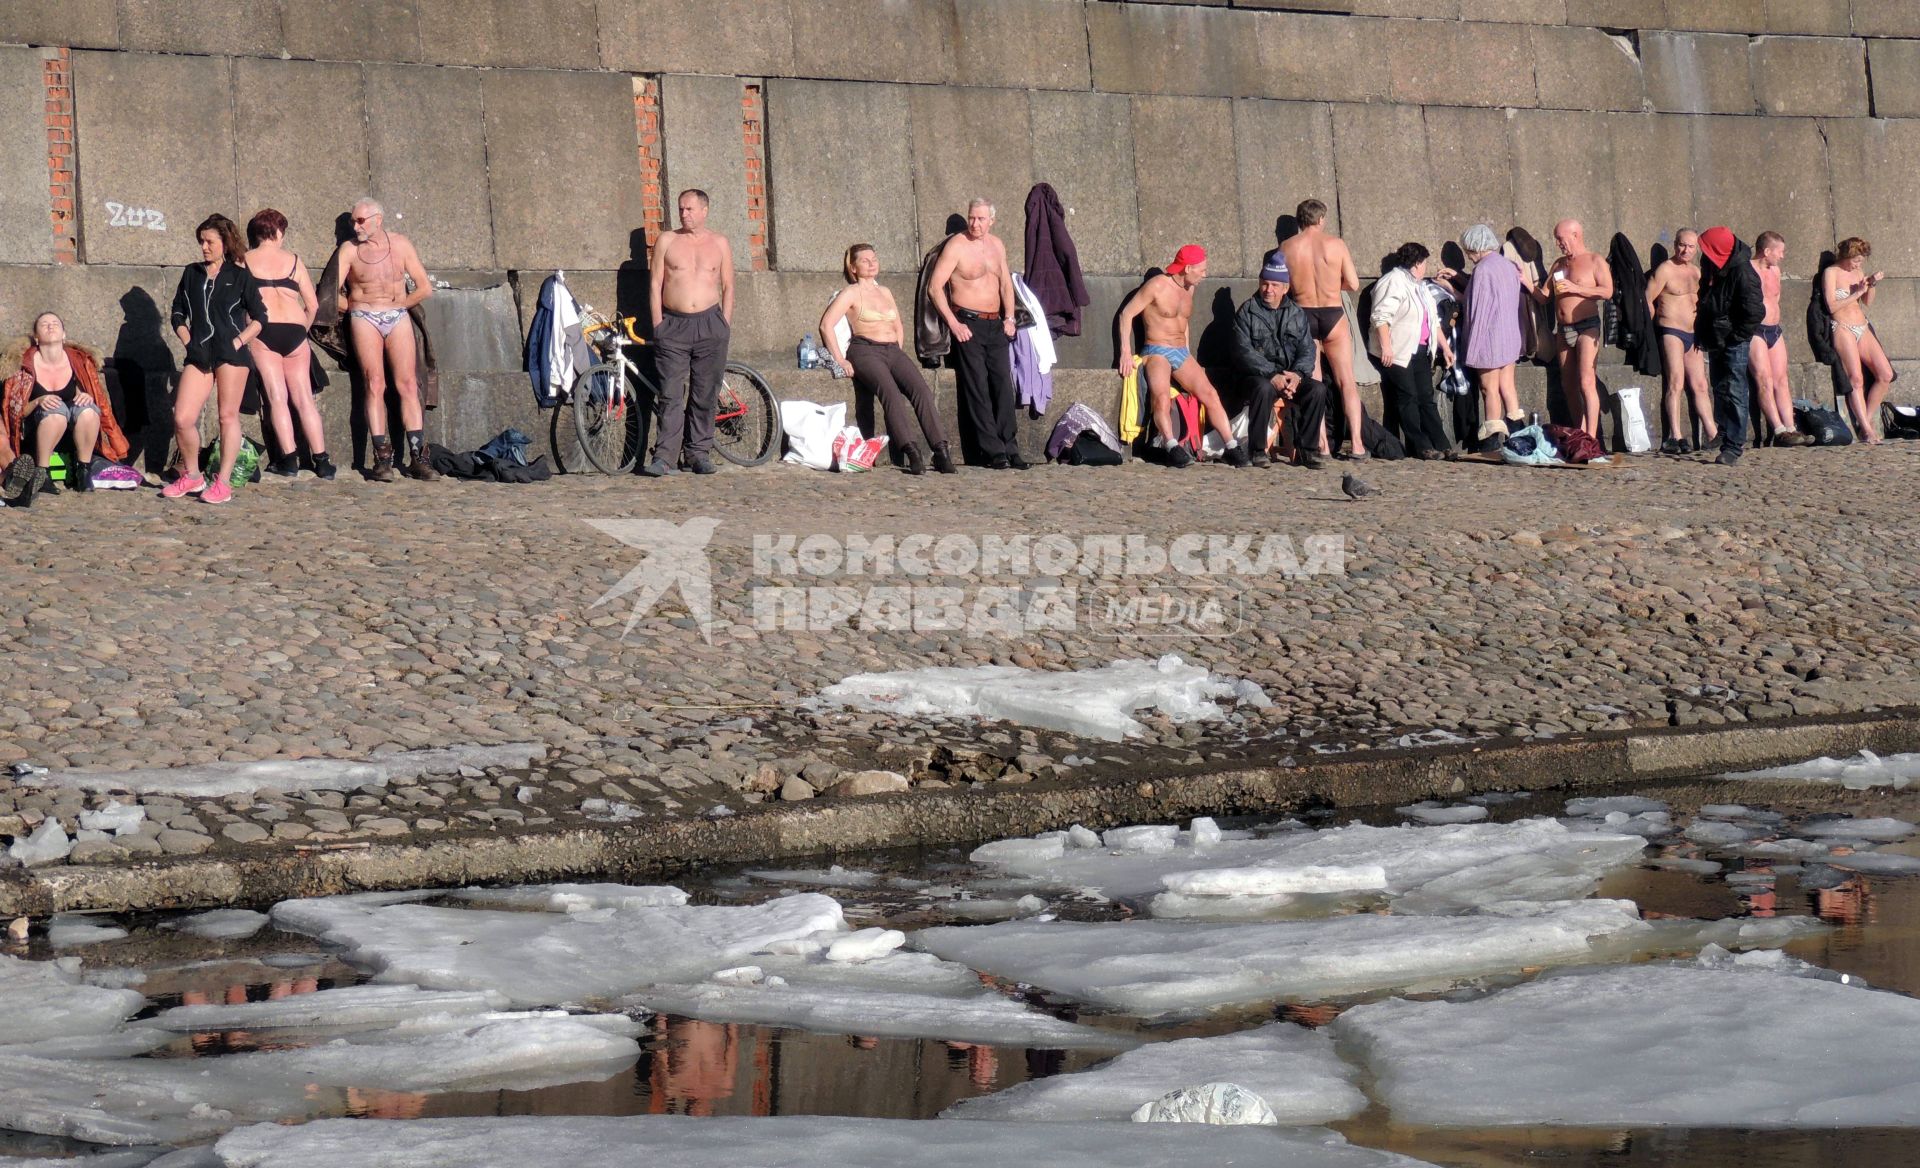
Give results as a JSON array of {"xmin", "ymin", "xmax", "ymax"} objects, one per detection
[
  {"xmin": 1824, "ymin": 237, "xmax": 1892, "ymax": 445},
  {"xmin": 244, "ymin": 209, "xmax": 333, "ymax": 479},
  {"xmin": 165, "ymin": 214, "xmax": 266, "ymax": 504},
  {"xmin": 819, "ymin": 243, "xmax": 955, "ymax": 475}
]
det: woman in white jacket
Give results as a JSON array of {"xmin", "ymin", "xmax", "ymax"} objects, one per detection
[{"xmin": 1369, "ymin": 242, "xmax": 1456, "ymax": 460}]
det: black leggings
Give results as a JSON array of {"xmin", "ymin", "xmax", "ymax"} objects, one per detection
[
  {"xmin": 848, "ymin": 338, "xmax": 948, "ymax": 451},
  {"xmin": 1382, "ymin": 346, "xmax": 1451, "ymax": 456}
]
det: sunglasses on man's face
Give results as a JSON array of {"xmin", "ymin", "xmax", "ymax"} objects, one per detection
[{"xmin": 352, "ymin": 215, "xmax": 377, "ymax": 225}]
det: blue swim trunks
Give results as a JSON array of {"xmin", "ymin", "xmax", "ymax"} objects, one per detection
[{"xmin": 1142, "ymin": 343, "xmax": 1190, "ymax": 372}]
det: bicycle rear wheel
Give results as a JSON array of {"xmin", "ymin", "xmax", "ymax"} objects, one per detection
[
  {"xmin": 572, "ymin": 361, "xmax": 643, "ymax": 474},
  {"xmin": 713, "ymin": 362, "xmax": 782, "ymax": 467}
]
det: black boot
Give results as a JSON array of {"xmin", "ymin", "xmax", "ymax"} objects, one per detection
[
  {"xmin": 903, "ymin": 444, "xmax": 926, "ymax": 476},
  {"xmin": 931, "ymin": 444, "xmax": 958, "ymax": 474},
  {"xmin": 311, "ymin": 452, "xmax": 337, "ymax": 481}
]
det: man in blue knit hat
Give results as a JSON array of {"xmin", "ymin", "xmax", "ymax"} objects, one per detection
[{"xmin": 1229, "ymin": 250, "xmax": 1329, "ymax": 468}]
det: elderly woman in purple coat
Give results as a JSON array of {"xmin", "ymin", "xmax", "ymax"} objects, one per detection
[{"xmin": 1459, "ymin": 223, "xmax": 1532, "ymax": 447}]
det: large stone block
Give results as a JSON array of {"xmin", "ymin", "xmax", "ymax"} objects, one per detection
[
  {"xmin": 1087, "ymin": 3, "xmax": 1255, "ymax": 98},
  {"xmin": 283, "ymin": 0, "xmax": 421, "ymax": 63},
  {"xmin": 1686, "ymin": 116, "xmax": 1830, "ymax": 262},
  {"xmin": 366, "ymin": 65, "xmax": 495, "ymax": 272},
  {"xmin": 1029, "ymin": 89, "xmax": 1140, "ymax": 276},
  {"xmin": 1642, "ymin": 31, "xmax": 1754, "ymax": 114},
  {"xmin": 908, "ymin": 86, "xmax": 1033, "ymax": 269},
  {"xmin": 117, "ymin": 0, "xmax": 280, "ymax": 56},
  {"xmin": 483, "ymin": 70, "xmax": 643, "ymax": 270},
  {"xmin": 1250, "ymin": 12, "xmax": 1391, "ymax": 104},
  {"xmin": 1348, "ymin": 0, "xmax": 1458, "ymax": 14},
  {"xmin": 766, "ymin": 80, "xmax": 916, "ymax": 273},
  {"xmin": 0, "ymin": 0, "xmax": 117, "ymax": 48},
  {"xmin": 1562, "ymin": 0, "xmax": 1666, "ymax": 26},
  {"xmin": 1824, "ymin": 118, "xmax": 1920, "ymax": 275},
  {"xmin": 952, "ymin": 0, "xmax": 1091, "ymax": 90},
  {"xmin": 1506, "ymin": 109, "xmax": 1617, "ymax": 249},
  {"xmin": 1460, "ymin": 0, "xmax": 1568, "ymax": 21},
  {"xmin": 1765, "ymin": 0, "xmax": 1849, "ymax": 34},
  {"xmin": 1867, "ymin": 40, "xmax": 1920, "ymax": 119},
  {"xmin": 1424, "ymin": 105, "xmax": 1518, "ymax": 248},
  {"xmin": 1606, "ymin": 112, "xmax": 1695, "ymax": 254},
  {"xmin": 723, "ymin": 269, "xmax": 888, "ymax": 363},
  {"xmin": 661, "ymin": 74, "xmax": 753, "ymax": 272},
  {"xmin": 0, "ymin": 47, "xmax": 48, "ymax": 264},
  {"xmin": 1663, "ymin": 0, "xmax": 1767, "ymax": 32},
  {"xmin": 1232, "ymin": 99, "xmax": 1337, "ymax": 270},
  {"xmin": 1329, "ymin": 102, "xmax": 1436, "ymax": 273},
  {"xmin": 1851, "ymin": 2, "xmax": 1920, "ymax": 37},
  {"xmin": 73, "ymin": 52, "xmax": 235, "ymax": 267},
  {"xmin": 1530, "ymin": 25, "xmax": 1646, "ymax": 112},
  {"xmin": 791, "ymin": 0, "xmax": 955, "ymax": 84},
  {"xmin": 599, "ymin": 0, "xmax": 796, "ymax": 76},
  {"xmin": 1131, "ymin": 96, "xmax": 1243, "ymax": 276},
  {"xmin": 1750, "ymin": 36, "xmax": 1867, "ymax": 117},
  {"xmin": 1385, "ymin": 18, "xmax": 1537, "ymax": 108},
  {"xmin": 416, "ymin": 0, "xmax": 601, "ymax": 69},
  {"xmin": 232, "ymin": 60, "xmax": 369, "ymax": 263}
]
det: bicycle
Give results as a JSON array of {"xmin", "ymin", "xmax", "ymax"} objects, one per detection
[{"xmin": 567, "ymin": 304, "xmax": 783, "ymax": 474}]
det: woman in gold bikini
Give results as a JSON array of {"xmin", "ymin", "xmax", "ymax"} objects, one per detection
[
  {"xmin": 818, "ymin": 243, "xmax": 955, "ymax": 475},
  {"xmin": 1824, "ymin": 237, "xmax": 1893, "ymax": 444}
]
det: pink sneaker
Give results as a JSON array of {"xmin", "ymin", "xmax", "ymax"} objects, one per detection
[
  {"xmin": 201, "ymin": 478, "xmax": 232, "ymax": 505},
  {"xmin": 160, "ymin": 473, "xmax": 206, "ymax": 499}
]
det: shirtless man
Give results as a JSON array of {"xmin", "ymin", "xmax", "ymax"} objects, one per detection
[
  {"xmin": 1115, "ymin": 245, "xmax": 1245, "ymax": 468},
  {"xmin": 1748, "ymin": 231, "xmax": 1808, "ymax": 446},
  {"xmin": 929, "ymin": 199, "xmax": 1023, "ymax": 469},
  {"xmin": 1644, "ymin": 228, "xmax": 1719, "ymax": 454},
  {"xmin": 335, "ymin": 197, "xmax": 434, "ymax": 481},
  {"xmin": 645, "ymin": 189, "xmax": 735, "ymax": 477},
  {"xmin": 1280, "ymin": 199, "xmax": 1363, "ymax": 457},
  {"xmin": 1531, "ymin": 218, "xmax": 1613, "ymax": 439}
]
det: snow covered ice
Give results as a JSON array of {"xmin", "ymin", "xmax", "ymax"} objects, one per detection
[
  {"xmin": 945, "ymin": 1022, "xmax": 1364, "ymax": 1123},
  {"xmin": 138, "ymin": 984, "xmax": 512, "ymax": 1034},
  {"xmin": 0, "ymin": 954, "xmax": 146, "ymax": 1046},
  {"xmin": 1395, "ymin": 802, "xmax": 1488, "ymax": 825},
  {"xmin": 817, "ymin": 654, "xmax": 1268, "ymax": 741},
  {"xmin": 170, "ymin": 910, "xmax": 269, "ymax": 941},
  {"xmin": 444, "ymin": 883, "xmax": 690, "ymax": 912},
  {"xmin": 1727, "ymin": 749, "xmax": 1920, "ymax": 790},
  {"xmin": 212, "ymin": 1115, "xmax": 1441, "ymax": 1168},
  {"xmin": 24, "ymin": 744, "xmax": 544, "ymax": 798},
  {"xmin": 1333, "ymin": 961, "xmax": 1920, "ymax": 1126},
  {"xmin": 1796, "ymin": 816, "xmax": 1916, "ymax": 843}
]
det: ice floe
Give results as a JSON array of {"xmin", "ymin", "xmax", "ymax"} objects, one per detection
[
  {"xmin": 816, "ymin": 655, "xmax": 1269, "ymax": 741},
  {"xmin": 170, "ymin": 909, "xmax": 270, "ymax": 941},
  {"xmin": 212, "ymin": 1115, "xmax": 1440, "ymax": 1168},
  {"xmin": 137, "ymin": 984, "xmax": 511, "ymax": 1033},
  {"xmin": 1334, "ymin": 962, "xmax": 1920, "ymax": 1126},
  {"xmin": 944, "ymin": 1022, "xmax": 1364, "ymax": 1123},
  {"xmin": 0, "ymin": 954, "xmax": 147, "ymax": 1046},
  {"xmin": 1395, "ymin": 802, "xmax": 1488, "ymax": 825},
  {"xmin": 1727, "ymin": 749, "xmax": 1920, "ymax": 790},
  {"xmin": 24, "ymin": 744, "xmax": 545, "ymax": 798},
  {"xmin": 1825, "ymin": 851, "xmax": 1920, "ymax": 875},
  {"xmin": 1796, "ymin": 816, "xmax": 1916, "ymax": 843},
  {"xmin": 47, "ymin": 914, "xmax": 129, "ymax": 948},
  {"xmin": 444, "ymin": 883, "xmax": 690, "ymax": 912}
]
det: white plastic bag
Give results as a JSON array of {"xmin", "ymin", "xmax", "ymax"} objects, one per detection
[
  {"xmin": 780, "ymin": 400, "xmax": 846, "ymax": 471},
  {"xmin": 832, "ymin": 426, "xmax": 888, "ymax": 472},
  {"xmin": 1200, "ymin": 411, "xmax": 1250, "ymax": 458},
  {"xmin": 1613, "ymin": 385, "xmax": 1652, "ymax": 453}
]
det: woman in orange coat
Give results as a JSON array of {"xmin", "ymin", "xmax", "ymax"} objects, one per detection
[{"xmin": 2, "ymin": 311, "xmax": 132, "ymax": 505}]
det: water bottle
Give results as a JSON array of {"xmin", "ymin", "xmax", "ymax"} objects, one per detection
[
  {"xmin": 797, "ymin": 334, "xmax": 818, "ymax": 370},
  {"xmin": 1529, "ymin": 411, "xmax": 1540, "ymax": 430}
]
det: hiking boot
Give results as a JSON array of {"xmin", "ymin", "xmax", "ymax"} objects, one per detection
[
  {"xmin": 3, "ymin": 454, "xmax": 38, "ymax": 507},
  {"xmin": 405, "ymin": 456, "xmax": 440, "ymax": 481},
  {"xmin": 369, "ymin": 439, "xmax": 397, "ymax": 483},
  {"xmin": 37, "ymin": 468, "xmax": 60, "ymax": 496},
  {"xmin": 931, "ymin": 444, "xmax": 958, "ymax": 475},
  {"xmin": 1222, "ymin": 443, "xmax": 1251, "ymax": 468},
  {"xmin": 70, "ymin": 458, "xmax": 94, "ymax": 493},
  {"xmin": 902, "ymin": 444, "xmax": 926, "ymax": 476},
  {"xmin": 312, "ymin": 452, "xmax": 338, "ymax": 481},
  {"xmin": 266, "ymin": 453, "xmax": 300, "ymax": 477},
  {"xmin": 688, "ymin": 456, "xmax": 719, "ymax": 475},
  {"xmin": 1165, "ymin": 444, "xmax": 1193, "ymax": 469}
]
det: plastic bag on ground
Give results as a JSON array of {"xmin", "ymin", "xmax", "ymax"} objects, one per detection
[
  {"xmin": 780, "ymin": 401, "xmax": 846, "ymax": 470},
  {"xmin": 1612, "ymin": 385, "xmax": 1652, "ymax": 452},
  {"xmin": 1130, "ymin": 1082, "xmax": 1279, "ymax": 1126},
  {"xmin": 832, "ymin": 427, "xmax": 888, "ymax": 472}
]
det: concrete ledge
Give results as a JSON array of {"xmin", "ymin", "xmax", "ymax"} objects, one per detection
[{"xmin": 8, "ymin": 709, "xmax": 1919, "ymax": 916}]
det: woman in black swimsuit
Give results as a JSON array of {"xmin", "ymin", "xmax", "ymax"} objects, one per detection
[
  {"xmin": 165, "ymin": 214, "xmax": 266, "ymax": 505},
  {"xmin": 244, "ymin": 209, "xmax": 333, "ymax": 479}
]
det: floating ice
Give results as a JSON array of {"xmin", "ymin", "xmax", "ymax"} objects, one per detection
[
  {"xmin": 1565, "ymin": 796, "xmax": 1668, "ymax": 817},
  {"xmin": 1827, "ymin": 851, "xmax": 1920, "ymax": 875},
  {"xmin": 1798, "ymin": 817, "xmax": 1916, "ymax": 843},
  {"xmin": 1683, "ymin": 819, "xmax": 1761, "ymax": 845},
  {"xmin": 139, "ymin": 984, "xmax": 511, "ymax": 1033},
  {"xmin": 824, "ymin": 927, "xmax": 905, "ymax": 962},
  {"xmin": 915, "ymin": 900, "xmax": 1651, "ymax": 1015},
  {"xmin": 1159, "ymin": 864, "xmax": 1387, "ymax": 898},
  {"xmin": 8, "ymin": 819, "xmax": 71, "ymax": 865},
  {"xmin": 213, "ymin": 1115, "xmax": 1440, "ymax": 1168},
  {"xmin": 946, "ymin": 1022, "xmax": 1363, "ymax": 1123},
  {"xmin": 743, "ymin": 865, "xmax": 885, "ymax": 889},
  {"xmin": 1131, "ymin": 1082, "xmax": 1277, "ymax": 1125},
  {"xmin": 78, "ymin": 802, "xmax": 145, "ymax": 835},
  {"xmin": 936, "ymin": 894, "xmax": 1050, "ymax": 922},
  {"xmin": 0, "ymin": 954, "xmax": 146, "ymax": 1046},
  {"xmin": 1396, "ymin": 802, "xmax": 1488, "ymax": 825},
  {"xmin": 445, "ymin": 883, "xmax": 690, "ymax": 912},
  {"xmin": 271, "ymin": 890, "xmax": 848, "ymax": 1006},
  {"xmin": 48, "ymin": 914, "xmax": 129, "ymax": 948},
  {"xmin": 25, "ymin": 744, "xmax": 545, "ymax": 798},
  {"xmin": 817, "ymin": 655, "xmax": 1267, "ymax": 741},
  {"xmin": 0, "ymin": 1029, "xmax": 172, "ymax": 1059},
  {"xmin": 1650, "ymin": 857, "xmax": 1723, "ymax": 875},
  {"xmin": 170, "ymin": 909, "xmax": 270, "ymax": 941},
  {"xmin": 1334, "ymin": 962, "xmax": 1920, "ymax": 1126},
  {"xmin": 1727, "ymin": 749, "xmax": 1920, "ymax": 790},
  {"xmin": 1698, "ymin": 804, "xmax": 1784, "ymax": 825}
]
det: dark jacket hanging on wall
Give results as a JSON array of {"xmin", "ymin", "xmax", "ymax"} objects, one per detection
[
  {"xmin": 1606, "ymin": 232, "xmax": 1660, "ymax": 376},
  {"xmin": 1022, "ymin": 182, "xmax": 1091, "ymax": 338},
  {"xmin": 913, "ymin": 236, "xmax": 954, "ymax": 369}
]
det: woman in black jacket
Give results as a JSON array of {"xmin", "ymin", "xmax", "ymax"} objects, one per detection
[{"xmin": 164, "ymin": 214, "xmax": 266, "ymax": 504}]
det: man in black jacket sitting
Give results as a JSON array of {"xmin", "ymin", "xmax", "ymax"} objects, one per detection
[
  {"xmin": 1231, "ymin": 252, "xmax": 1329, "ymax": 468},
  {"xmin": 1695, "ymin": 226, "xmax": 1765, "ymax": 466}
]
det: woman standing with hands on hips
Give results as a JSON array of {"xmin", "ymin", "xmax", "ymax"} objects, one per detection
[{"xmin": 165, "ymin": 214, "xmax": 266, "ymax": 503}]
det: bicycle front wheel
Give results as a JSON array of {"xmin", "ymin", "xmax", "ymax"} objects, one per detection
[
  {"xmin": 713, "ymin": 362, "xmax": 783, "ymax": 467},
  {"xmin": 571, "ymin": 361, "xmax": 643, "ymax": 474}
]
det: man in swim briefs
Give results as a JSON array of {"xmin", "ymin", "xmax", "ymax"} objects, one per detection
[
  {"xmin": 1532, "ymin": 218, "xmax": 1612, "ymax": 440},
  {"xmin": 1115, "ymin": 245, "xmax": 1246, "ymax": 468},
  {"xmin": 1748, "ymin": 230, "xmax": 1808, "ymax": 446},
  {"xmin": 336, "ymin": 197, "xmax": 435, "ymax": 481},
  {"xmin": 1644, "ymin": 228, "xmax": 1719, "ymax": 454},
  {"xmin": 1280, "ymin": 199, "xmax": 1364, "ymax": 458}
]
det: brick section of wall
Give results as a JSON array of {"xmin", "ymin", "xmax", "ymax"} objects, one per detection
[
  {"xmin": 44, "ymin": 47, "xmax": 77, "ymax": 264},
  {"xmin": 741, "ymin": 81, "xmax": 769, "ymax": 271},
  {"xmin": 633, "ymin": 76, "xmax": 666, "ymax": 252}
]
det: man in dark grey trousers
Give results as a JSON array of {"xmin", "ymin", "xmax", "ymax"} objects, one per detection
[{"xmin": 645, "ymin": 189, "xmax": 735, "ymax": 477}]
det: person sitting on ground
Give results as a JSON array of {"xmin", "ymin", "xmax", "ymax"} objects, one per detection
[
  {"xmin": 1370, "ymin": 243, "xmax": 1456, "ymax": 460},
  {"xmin": 1645, "ymin": 229, "xmax": 1718, "ymax": 454},
  {"xmin": 2, "ymin": 311, "xmax": 132, "ymax": 506},
  {"xmin": 165, "ymin": 213, "xmax": 266, "ymax": 504},
  {"xmin": 1230, "ymin": 251, "xmax": 1327, "ymax": 469},
  {"xmin": 1116, "ymin": 245, "xmax": 1246, "ymax": 468},
  {"xmin": 244, "ymin": 208, "xmax": 335, "ymax": 479},
  {"xmin": 1459, "ymin": 223, "xmax": 1529, "ymax": 449},
  {"xmin": 1825, "ymin": 236, "xmax": 1892, "ymax": 445},
  {"xmin": 1532, "ymin": 218, "xmax": 1612, "ymax": 439},
  {"xmin": 820, "ymin": 243, "xmax": 956, "ymax": 476}
]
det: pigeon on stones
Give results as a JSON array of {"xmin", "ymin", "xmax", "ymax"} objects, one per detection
[{"xmin": 1341, "ymin": 472, "xmax": 1378, "ymax": 501}]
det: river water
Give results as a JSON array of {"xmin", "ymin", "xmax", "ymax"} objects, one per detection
[{"xmin": 5, "ymin": 775, "xmax": 1919, "ymax": 1166}]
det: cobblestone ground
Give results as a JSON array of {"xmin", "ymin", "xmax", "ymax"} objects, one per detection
[{"xmin": 5, "ymin": 441, "xmax": 1920, "ymax": 866}]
